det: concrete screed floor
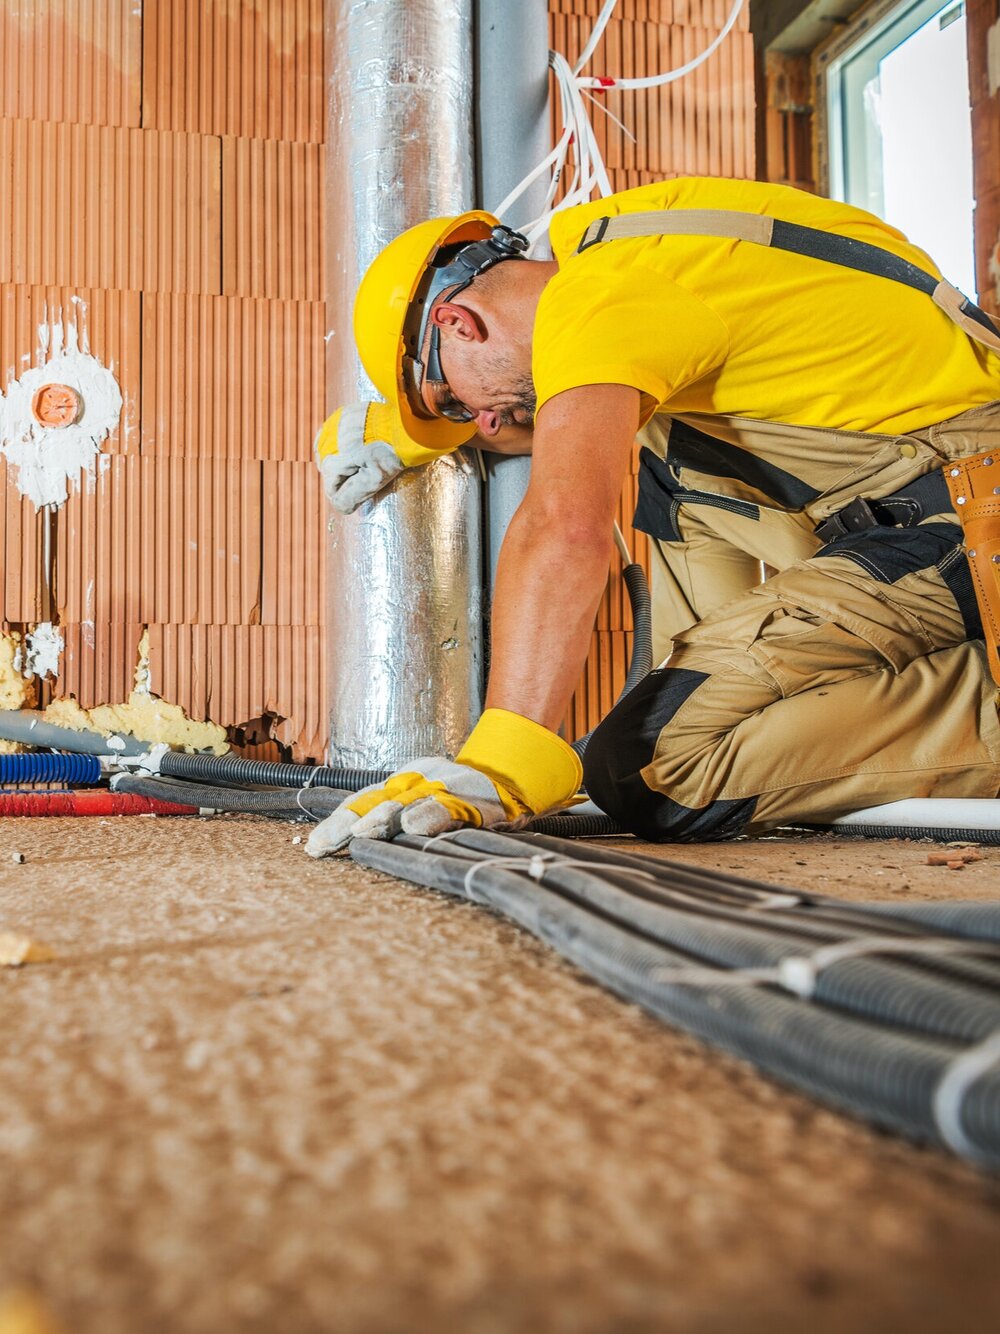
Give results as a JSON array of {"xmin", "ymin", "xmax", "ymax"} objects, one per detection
[{"xmin": 0, "ymin": 814, "xmax": 999, "ymax": 1334}]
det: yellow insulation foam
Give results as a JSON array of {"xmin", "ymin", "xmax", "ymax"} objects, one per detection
[{"xmin": 0, "ymin": 629, "xmax": 228, "ymax": 754}]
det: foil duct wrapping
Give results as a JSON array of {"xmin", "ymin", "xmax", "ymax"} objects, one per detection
[{"xmin": 324, "ymin": 0, "xmax": 482, "ymax": 767}]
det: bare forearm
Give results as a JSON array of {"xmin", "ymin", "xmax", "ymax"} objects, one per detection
[
  {"xmin": 482, "ymin": 383, "xmax": 640, "ymax": 731},
  {"xmin": 485, "ymin": 500, "xmax": 613, "ymax": 731}
]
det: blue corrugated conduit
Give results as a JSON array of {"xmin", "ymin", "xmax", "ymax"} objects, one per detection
[{"xmin": 0, "ymin": 752, "xmax": 102, "ymax": 785}]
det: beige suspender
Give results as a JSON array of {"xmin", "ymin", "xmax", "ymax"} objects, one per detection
[{"xmin": 575, "ymin": 208, "xmax": 1000, "ymax": 358}]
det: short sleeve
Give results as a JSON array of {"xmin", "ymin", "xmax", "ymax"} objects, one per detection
[{"xmin": 532, "ymin": 259, "xmax": 730, "ymax": 423}]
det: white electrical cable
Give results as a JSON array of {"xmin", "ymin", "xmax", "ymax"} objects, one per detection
[
  {"xmin": 577, "ymin": 0, "xmax": 746, "ymax": 91},
  {"xmin": 492, "ymin": 0, "xmax": 747, "ymax": 247},
  {"xmin": 612, "ymin": 521, "xmax": 633, "ymax": 566},
  {"xmin": 572, "ymin": 0, "xmax": 619, "ymax": 77}
]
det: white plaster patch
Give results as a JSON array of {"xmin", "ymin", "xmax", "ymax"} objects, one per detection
[
  {"xmin": 0, "ymin": 309, "xmax": 123, "ymax": 510},
  {"xmin": 20, "ymin": 622, "xmax": 64, "ymax": 681}
]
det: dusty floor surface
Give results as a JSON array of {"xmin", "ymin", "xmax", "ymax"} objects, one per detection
[{"xmin": 0, "ymin": 815, "xmax": 998, "ymax": 1334}]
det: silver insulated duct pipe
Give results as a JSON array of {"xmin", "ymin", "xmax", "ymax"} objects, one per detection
[{"xmin": 324, "ymin": 1, "xmax": 483, "ymax": 767}]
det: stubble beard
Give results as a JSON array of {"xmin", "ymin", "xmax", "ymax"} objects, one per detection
[{"xmin": 495, "ymin": 375, "xmax": 537, "ymax": 428}]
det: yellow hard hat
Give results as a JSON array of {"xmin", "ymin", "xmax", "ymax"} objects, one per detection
[{"xmin": 352, "ymin": 211, "xmax": 500, "ymax": 452}]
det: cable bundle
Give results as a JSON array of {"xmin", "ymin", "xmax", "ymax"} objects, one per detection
[
  {"xmin": 349, "ymin": 828, "xmax": 1000, "ymax": 1168},
  {"xmin": 495, "ymin": 0, "xmax": 746, "ymax": 245}
]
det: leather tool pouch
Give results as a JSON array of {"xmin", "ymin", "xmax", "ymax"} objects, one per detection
[{"xmin": 944, "ymin": 450, "xmax": 1000, "ymax": 686}]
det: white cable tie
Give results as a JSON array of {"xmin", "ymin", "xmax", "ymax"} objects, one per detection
[
  {"xmin": 580, "ymin": 87, "xmax": 636, "ymax": 142},
  {"xmin": 652, "ymin": 962, "xmax": 778, "ymax": 988},
  {"xmin": 653, "ymin": 933, "xmax": 999, "ymax": 998},
  {"xmin": 932, "ymin": 1028, "xmax": 1000, "ymax": 1160},
  {"xmin": 295, "ymin": 787, "xmax": 323, "ymax": 822},
  {"xmin": 419, "ymin": 830, "xmax": 467, "ymax": 853},
  {"xmin": 462, "ymin": 852, "xmax": 558, "ymax": 898},
  {"xmin": 775, "ymin": 935, "xmax": 1000, "ymax": 1001},
  {"xmin": 746, "ymin": 892, "xmax": 803, "ymax": 911}
]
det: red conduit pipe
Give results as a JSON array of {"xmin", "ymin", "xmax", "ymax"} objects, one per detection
[{"xmin": 0, "ymin": 790, "xmax": 199, "ymax": 817}]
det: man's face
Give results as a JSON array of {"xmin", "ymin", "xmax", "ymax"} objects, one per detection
[{"xmin": 418, "ymin": 298, "xmax": 536, "ymax": 439}]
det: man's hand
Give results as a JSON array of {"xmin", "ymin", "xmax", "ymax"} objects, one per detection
[
  {"xmin": 315, "ymin": 402, "xmax": 406, "ymax": 513},
  {"xmin": 315, "ymin": 400, "xmax": 460, "ymax": 514},
  {"xmin": 305, "ymin": 708, "xmax": 582, "ymax": 857}
]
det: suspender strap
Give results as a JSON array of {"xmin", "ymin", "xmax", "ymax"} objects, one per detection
[{"xmin": 575, "ymin": 208, "xmax": 1000, "ymax": 356}]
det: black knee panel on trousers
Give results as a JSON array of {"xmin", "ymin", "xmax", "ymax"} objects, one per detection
[{"xmin": 583, "ymin": 668, "xmax": 757, "ymax": 843}]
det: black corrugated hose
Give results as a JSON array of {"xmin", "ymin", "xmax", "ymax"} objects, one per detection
[
  {"xmin": 349, "ymin": 827, "xmax": 1000, "ymax": 1167},
  {"xmin": 159, "ymin": 749, "xmax": 390, "ymax": 792},
  {"xmin": 571, "ymin": 561, "xmax": 653, "ymax": 760}
]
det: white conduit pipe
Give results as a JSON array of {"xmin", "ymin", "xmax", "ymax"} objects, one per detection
[{"xmin": 832, "ymin": 800, "xmax": 1000, "ymax": 834}]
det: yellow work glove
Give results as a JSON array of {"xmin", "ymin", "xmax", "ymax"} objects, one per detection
[
  {"xmin": 305, "ymin": 709, "xmax": 583, "ymax": 857},
  {"xmin": 314, "ymin": 400, "xmax": 460, "ymax": 514}
]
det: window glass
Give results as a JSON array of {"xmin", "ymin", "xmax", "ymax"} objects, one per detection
[{"xmin": 827, "ymin": 1, "xmax": 976, "ymax": 297}]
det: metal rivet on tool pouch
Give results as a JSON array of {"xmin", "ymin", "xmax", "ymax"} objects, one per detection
[
  {"xmin": 969, "ymin": 549, "xmax": 977, "ymax": 558},
  {"xmin": 950, "ymin": 467, "xmax": 961, "ymax": 476},
  {"xmin": 957, "ymin": 495, "xmax": 966, "ymax": 504},
  {"xmin": 985, "ymin": 457, "xmax": 994, "ymax": 466}
]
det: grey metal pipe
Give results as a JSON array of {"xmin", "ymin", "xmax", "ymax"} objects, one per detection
[
  {"xmin": 475, "ymin": 0, "xmax": 550, "ymax": 599},
  {"xmin": 324, "ymin": 0, "xmax": 483, "ymax": 768},
  {"xmin": 0, "ymin": 709, "xmax": 146, "ymax": 757}
]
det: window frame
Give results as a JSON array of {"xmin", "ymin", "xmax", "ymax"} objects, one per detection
[{"xmin": 815, "ymin": 0, "xmax": 964, "ymax": 206}]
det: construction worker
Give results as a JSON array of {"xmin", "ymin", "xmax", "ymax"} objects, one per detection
[{"xmin": 307, "ymin": 176, "xmax": 1000, "ymax": 856}]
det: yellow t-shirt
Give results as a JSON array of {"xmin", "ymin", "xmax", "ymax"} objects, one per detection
[{"xmin": 533, "ymin": 178, "xmax": 1000, "ymax": 435}]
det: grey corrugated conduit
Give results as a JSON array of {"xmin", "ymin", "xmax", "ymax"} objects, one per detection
[
  {"xmin": 397, "ymin": 829, "xmax": 1000, "ymax": 1044},
  {"xmin": 348, "ymin": 829, "xmax": 1000, "ymax": 1166},
  {"xmin": 510, "ymin": 831, "xmax": 1000, "ymax": 992},
  {"xmin": 0, "ymin": 709, "xmax": 147, "ymax": 757},
  {"xmin": 112, "ymin": 772, "xmax": 348, "ymax": 819},
  {"xmin": 854, "ymin": 901, "xmax": 1000, "ymax": 944}
]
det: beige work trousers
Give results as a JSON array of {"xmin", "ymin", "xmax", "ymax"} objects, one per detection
[{"xmin": 584, "ymin": 403, "xmax": 1000, "ymax": 840}]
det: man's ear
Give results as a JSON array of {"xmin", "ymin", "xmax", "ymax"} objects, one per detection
[{"xmin": 430, "ymin": 302, "xmax": 486, "ymax": 343}]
